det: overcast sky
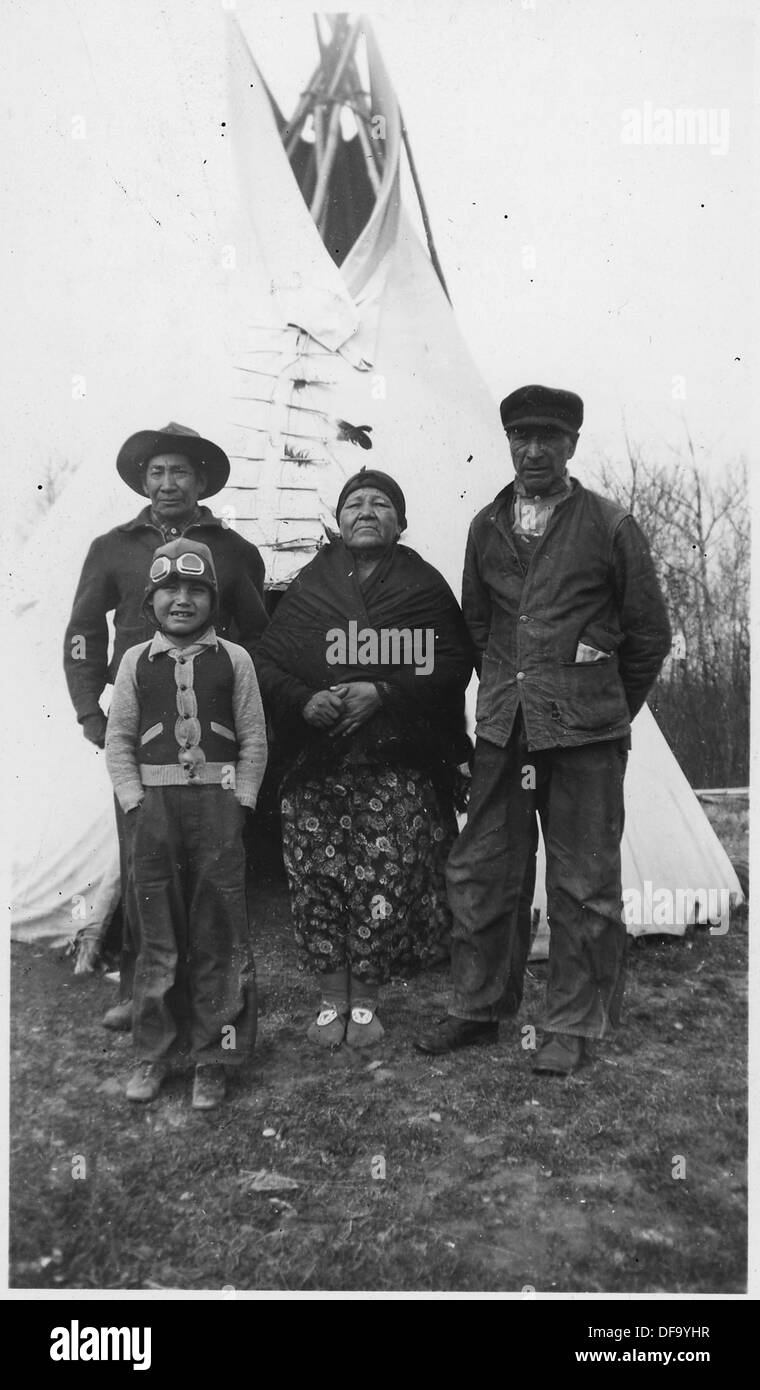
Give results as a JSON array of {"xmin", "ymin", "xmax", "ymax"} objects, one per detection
[
  {"xmin": 259, "ymin": 0, "xmax": 753, "ymax": 467},
  {"xmin": 4, "ymin": 0, "xmax": 753, "ymax": 532}
]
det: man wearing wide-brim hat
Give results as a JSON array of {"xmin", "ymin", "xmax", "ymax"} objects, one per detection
[
  {"xmin": 64, "ymin": 423, "xmax": 268, "ymax": 1024},
  {"xmin": 416, "ymin": 385, "xmax": 671, "ymax": 1075}
]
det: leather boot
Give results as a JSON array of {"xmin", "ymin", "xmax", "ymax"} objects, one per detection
[{"xmin": 531, "ymin": 1032, "xmax": 585, "ymax": 1074}]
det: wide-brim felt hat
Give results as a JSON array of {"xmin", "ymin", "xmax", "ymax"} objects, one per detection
[{"xmin": 116, "ymin": 422, "xmax": 230, "ymax": 498}]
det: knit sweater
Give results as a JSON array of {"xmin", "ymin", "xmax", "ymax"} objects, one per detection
[{"xmin": 105, "ymin": 627, "xmax": 268, "ymax": 812}]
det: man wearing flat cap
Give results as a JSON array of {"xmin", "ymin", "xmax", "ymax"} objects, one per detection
[
  {"xmin": 416, "ymin": 385, "xmax": 671, "ymax": 1073},
  {"xmin": 64, "ymin": 423, "xmax": 268, "ymax": 1024}
]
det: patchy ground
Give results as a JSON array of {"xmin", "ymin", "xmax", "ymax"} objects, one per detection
[{"xmin": 10, "ymin": 814, "xmax": 748, "ymax": 1294}]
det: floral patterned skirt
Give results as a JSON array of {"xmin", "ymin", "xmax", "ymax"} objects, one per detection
[{"xmin": 280, "ymin": 757, "xmax": 456, "ymax": 982}]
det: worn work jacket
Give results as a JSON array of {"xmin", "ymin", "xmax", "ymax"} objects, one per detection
[
  {"xmin": 64, "ymin": 506, "xmax": 268, "ymax": 724},
  {"xmin": 463, "ymin": 479, "xmax": 671, "ymax": 751}
]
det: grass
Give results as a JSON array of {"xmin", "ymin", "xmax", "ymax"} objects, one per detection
[{"xmin": 9, "ymin": 811, "xmax": 747, "ymax": 1294}]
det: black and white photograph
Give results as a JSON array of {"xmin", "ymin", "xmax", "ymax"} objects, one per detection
[{"xmin": 5, "ymin": 0, "xmax": 753, "ymax": 1312}]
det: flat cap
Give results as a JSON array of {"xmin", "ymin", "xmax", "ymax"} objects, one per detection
[{"xmin": 500, "ymin": 385, "xmax": 583, "ymax": 436}]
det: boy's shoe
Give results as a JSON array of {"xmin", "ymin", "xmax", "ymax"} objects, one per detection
[
  {"xmin": 307, "ymin": 1006, "xmax": 348, "ymax": 1049},
  {"xmin": 192, "ymin": 1064, "xmax": 227, "ymax": 1110},
  {"xmin": 103, "ymin": 999, "xmax": 133, "ymax": 1031},
  {"xmin": 531, "ymin": 1032, "xmax": 585, "ymax": 1075},
  {"xmin": 126, "ymin": 1060, "xmax": 167, "ymax": 1102},
  {"xmin": 345, "ymin": 1006, "xmax": 385, "ymax": 1049}
]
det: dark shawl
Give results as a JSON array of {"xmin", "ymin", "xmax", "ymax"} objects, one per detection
[{"xmin": 254, "ymin": 540, "xmax": 474, "ymax": 777}]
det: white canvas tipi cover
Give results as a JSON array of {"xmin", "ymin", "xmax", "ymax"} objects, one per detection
[{"xmin": 9, "ymin": 11, "xmax": 742, "ymax": 953}]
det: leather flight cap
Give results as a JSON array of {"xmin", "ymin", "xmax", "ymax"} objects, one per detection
[
  {"xmin": 500, "ymin": 385, "xmax": 584, "ymax": 436},
  {"xmin": 142, "ymin": 538, "xmax": 219, "ymax": 625},
  {"xmin": 145, "ymin": 538, "xmax": 219, "ymax": 596},
  {"xmin": 117, "ymin": 422, "xmax": 231, "ymax": 498}
]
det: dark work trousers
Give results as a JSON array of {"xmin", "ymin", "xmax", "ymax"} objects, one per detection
[
  {"xmin": 113, "ymin": 797, "xmax": 138, "ymax": 1002},
  {"xmin": 447, "ymin": 716, "xmax": 628, "ymax": 1038},
  {"xmin": 131, "ymin": 785, "xmax": 257, "ymax": 1065}
]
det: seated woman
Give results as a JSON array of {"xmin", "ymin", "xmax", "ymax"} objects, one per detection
[{"xmin": 254, "ymin": 468, "xmax": 474, "ymax": 1048}]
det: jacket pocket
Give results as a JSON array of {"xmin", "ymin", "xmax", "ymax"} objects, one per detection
[
  {"xmin": 140, "ymin": 722, "xmax": 163, "ymax": 746},
  {"xmin": 550, "ymin": 660, "xmax": 629, "ymax": 733},
  {"xmin": 577, "ymin": 623, "xmax": 624, "ymax": 655}
]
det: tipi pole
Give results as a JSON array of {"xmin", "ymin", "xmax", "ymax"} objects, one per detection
[
  {"xmin": 311, "ymin": 103, "xmax": 342, "ymax": 228},
  {"xmin": 311, "ymin": 14, "xmax": 334, "ymax": 166},
  {"xmin": 344, "ymin": 48, "xmax": 384, "ymax": 190},
  {"xmin": 284, "ymin": 26, "xmax": 342, "ymax": 160},
  {"xmin": 400, "ymin": 114, "xmax": 451, "ymax": 303},
  {"xmin": 309, "ymin": 16, "xmax": 364, "ymax": 225},
  {"xmin": 284, "ymin": 66, "xmax": 325, "ymax": 156},
  {"xmin": 350, "ymin": 103, "xmax": 382, "ymax": 193}
]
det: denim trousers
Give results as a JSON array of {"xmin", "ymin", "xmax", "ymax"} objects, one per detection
[
  {"xmin": 447, "ymin": 721, "xmax": 628, "ymax": 1038},
  {"xmin": 131, "ymin": 785, "xmax": 257, "ymax": 1064}
]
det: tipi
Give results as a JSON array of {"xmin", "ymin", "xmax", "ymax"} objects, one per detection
[{"xmin": 10, "ymin": 11, "xmax": 742, "ymax": 960}]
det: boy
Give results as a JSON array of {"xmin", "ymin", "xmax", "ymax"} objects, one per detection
[{"xmin": 105, "ymin": 538, "xmax": 268, "ymax": 1108}]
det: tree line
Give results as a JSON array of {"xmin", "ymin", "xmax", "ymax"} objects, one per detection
[{"xmin": 590, "ymin": 430, "xmax": 749, "ymax": 787}]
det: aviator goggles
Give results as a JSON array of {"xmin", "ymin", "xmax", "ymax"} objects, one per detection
[{"xmin": 149, "ymin": 552, "xmax": 208, "ymax": 583}]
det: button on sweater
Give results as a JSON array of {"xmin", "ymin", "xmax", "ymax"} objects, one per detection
[{"xmin": 105, "ymin": 627, "xmax": 268, "ymax": 812}]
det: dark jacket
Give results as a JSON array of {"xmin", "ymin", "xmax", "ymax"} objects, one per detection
[
  {"xmin": 463, "ymin": 479, "xmax": 671, "ymax": 751},
  {"xmin": 64, "ymin": 506, "xmax": 268, "ymax": 723}
]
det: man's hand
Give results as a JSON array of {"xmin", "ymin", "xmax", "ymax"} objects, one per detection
[
  {"xmin": 302, "ymin": 690, "xmax": 345, "ymax": 728},
  {"xmin": 328, "ymin": 682, "xmax": 381, "ymax": 738},
  {"xmin": 82, "ymin": 711, "xmax": 107, "ymax": 748}
]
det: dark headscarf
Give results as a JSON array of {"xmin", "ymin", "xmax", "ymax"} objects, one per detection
[{"xmin": 335, "ymin": 469, "xmax": 407, "ymax": 531}]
